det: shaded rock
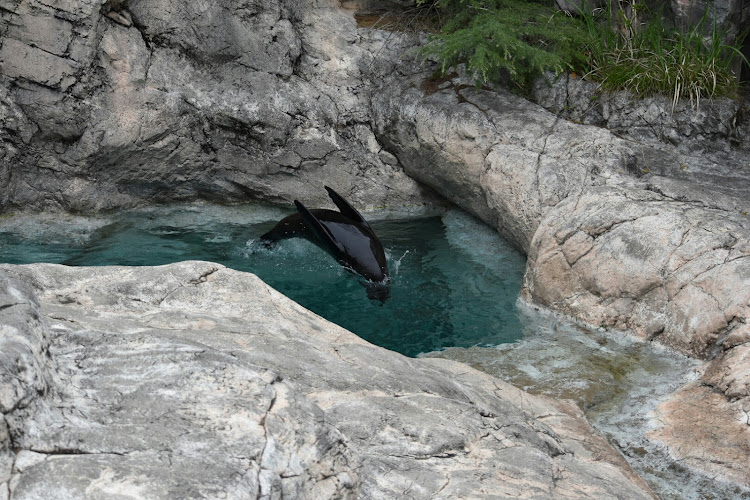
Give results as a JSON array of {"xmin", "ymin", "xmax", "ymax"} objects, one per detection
[
  {"xmin": 0, "ymin": 262, "xmax": 656, "ymax": 499},
  {"xmin": 532, "ymin": 74, "xmax": 740, "ymax": 152},
  {"xmin": 0, "ymin": 0, "xmax": 438, "ymax": 213},
  {"xmin": 532, "ymin": 74, "xmax": 750, "ymax": 215},
  {"xmin": 0, "ymin": 274, "xmax": 51, "ymax": 414},
  {"xmin": 341, "ymin": 0, "xmax": 415, "ymax": 14}
]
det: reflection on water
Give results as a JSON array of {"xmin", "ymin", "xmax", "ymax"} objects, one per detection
[{"xmin": 0, "ymin": 204, "xmax": 526, "ymax": 357}]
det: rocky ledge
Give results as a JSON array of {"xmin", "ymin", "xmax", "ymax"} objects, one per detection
[
  {"xmin": 372, "ymin": 69, "xmax": 750, "ymax": 491},
  {"xmin": 0, "ymin": 262, "xmax": 655, "ymax": 499}
]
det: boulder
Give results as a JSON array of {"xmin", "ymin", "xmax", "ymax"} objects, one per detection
[
  {"xmin": 0, "ymin": 262, "xmax": 655, "ymax": 499},
  {"xmin": 372, "ymin": 71, "xmax": 641, "ymax": 253},
  {"xmin": 523, "ymin": 185, "xmax": 750, "ymax": 358}
]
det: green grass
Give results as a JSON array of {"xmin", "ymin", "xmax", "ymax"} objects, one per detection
[
  {"xmin": 419, "ymin": 0, "xmax": 590, "ymax": 91},
  {"xmin": 418, "ymin": 0, "xmax": 747, "ymax": 103},
  {"xmin": 582, "ymin": 6, "xmax": 747, "ymax": 107}
]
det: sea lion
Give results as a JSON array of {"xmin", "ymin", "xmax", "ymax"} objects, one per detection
[{"xmin": 260, "ymin": 186, "xmax": 390, "ymax": 304}]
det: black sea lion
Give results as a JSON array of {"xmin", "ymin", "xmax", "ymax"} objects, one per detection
[{"xmin": 260, "ymin": 186, "xmax": 391, "ymax": 304}]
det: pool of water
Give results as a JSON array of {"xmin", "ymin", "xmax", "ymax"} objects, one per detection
[
  {"xmin": 1, "ymin": 204, "xmax": 736, "ymax": 499},
  {"xmin": 0, "ymin": 204, "xmax": 526, "ymax": 356}
]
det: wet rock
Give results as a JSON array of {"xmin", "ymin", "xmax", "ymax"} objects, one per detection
[
  {"xmin": 649, "ymin": 341, "xmax": 750, "ymax": 490},
  {"xmin": 423, "ymin": 303, "xmax": 717, "ymax": 499},
  {"xmin": 0, "ymin": 262, "xmax": 656, "ymax": 499}
]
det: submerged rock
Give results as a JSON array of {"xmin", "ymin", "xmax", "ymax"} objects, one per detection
[{"xmin": 0, "ymin": 262, "xmax": 655, "ymax": 499}]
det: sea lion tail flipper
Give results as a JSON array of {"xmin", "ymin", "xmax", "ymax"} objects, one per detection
[
  {"xmin": 294, "ymin": 200, "xmax": 345, "ymax": 255},
  {"xmin": 324, "ymin": 186, "xmax": 370, "ymax": 229}
]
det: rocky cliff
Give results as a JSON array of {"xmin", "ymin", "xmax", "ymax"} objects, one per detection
[{"xmin": 0, "ymin": 0, "xmax": 437, "ymax": 212}]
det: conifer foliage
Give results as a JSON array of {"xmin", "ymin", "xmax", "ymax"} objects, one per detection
[{"xmin": 419, "ymin": 0, "xmax": 590, "ymax": 91}]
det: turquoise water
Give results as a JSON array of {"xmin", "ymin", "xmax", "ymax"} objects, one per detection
[{"xmin": 0, "ymin": 205, "xmax": 526, "ymax": 356}]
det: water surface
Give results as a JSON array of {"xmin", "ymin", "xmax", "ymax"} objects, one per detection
[{"xmin": 0, "ymin": 204, "xmax": 526, "ymax": 356}]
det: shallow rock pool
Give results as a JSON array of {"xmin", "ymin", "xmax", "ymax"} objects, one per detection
[
  {"xmin": 0, "ymin": 204, "xmax": 525, "ymax": 357},
  {"xmin": 0, "ymin": 203, "xmax": 725, "ymax": 499}
]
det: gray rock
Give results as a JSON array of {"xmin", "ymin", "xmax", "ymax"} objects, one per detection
[
  {"xmin": 532, "ymin": 74, "xmax": 740, "ymax": 153},
  {"xmin": 0, "ymin": 262, "xmax": 656, "ymax": 499},
  {"xmin": 372, "ymin": 66, "xmax": 750, "ymax": 492},
  {"xmin": 0, "ymin": 274, "xmax": 51, "ymax": 415},
  {"xmin": 372, "ymin": 70, "xmax": 640, "ymax": 253},
  {"xmin": 522, "ymin": 185, "xmax": 750, "ymax": 359},
  {"xmin": 0, "ymin": 0, "xmax": 438, "ymax": 213},
  {"xmin": 340, "ymin": 0, "xmax": 416, "ymax": 14},
  {"xmin": 373, "ymin": 69, "xmax": 750, "ymax": 358}
]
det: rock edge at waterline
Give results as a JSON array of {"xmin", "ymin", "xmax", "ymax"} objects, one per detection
[
  {"xmin": 372, "ymin": 68, "xmax": 750, "ymax": 492},
  {"xmin": 0, "ymin": 261, "xmax": 656, "ymax": 499}
]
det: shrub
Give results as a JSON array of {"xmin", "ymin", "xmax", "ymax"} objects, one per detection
[
  {"xmin": 419, "ymin": 0, "xmax": 747, "ymax": 102},
  {"xmin": 418, "ymin": 0, "xmax": 591, "ymax": 91}
]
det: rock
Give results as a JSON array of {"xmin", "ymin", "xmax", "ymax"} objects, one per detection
[
  {"xmin": 372, "ymin": 66, "xmax": 750, "ymax": 492},
  {"xmin": 341, "ymin": 0, "xmax": 415, "ymax": 14},
  {"xmin": 373, "ymin": 67, "xmax": 750, "ymax": 358},
  {"xmin": 0, "ymin": 0, "xmax": 438, "ymax": 213},
  {"xmin": 532, "ymin": 74, "xmax": 741, "ymax": 153},
  {"xmin": 0, "ymin": 262, "xmax": 656, "ymax": 499},
  {"xmin": 523, "ymin": 185, "xmax": 750, "ymax": 359},
  {"xmin": 649, "ymin": 376, "xmax": 750, "ymax": 489},
  {"xmin": 648, "ymin": 340, "xmax": 750, "ymax": 490},
  {"xmin": 372, "ymin": 70, "xmax": 641, "ymax": 253},
  {"xmin": 0, "ymin": 274, "xmax": 51, "ymax": 414}
]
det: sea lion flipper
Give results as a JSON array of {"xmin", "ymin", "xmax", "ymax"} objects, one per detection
[
  {"xmin": 294, "ymin": 200, "xmax": 345, "ymax": 255},
  {"xmin": 325, "ymin": 186, "xmax": 370, "ymax": 229},
  {"xmin": 260, "ymin": 213, "xmax": 309, "ymax": 242}
]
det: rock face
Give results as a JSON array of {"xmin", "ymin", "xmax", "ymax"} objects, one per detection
[
  {"xmin": 0, "ymin": 262, "xmax": 656, "ymax": 499},
  {"xmin": 372, "ymin": 72, "xmax": 641, "ymax": 254},
  {"xmin": 524, "ymin": 186, "xmax": 750, "ymax": 358},
  {"xmin": 372, "ymin": 67, "xmax": 750, "ymax": 355},
  {"xmin": 532, "ymin": 74, "xmax": 742, "ymax": 152},
  {"xmin": 0, "ymin": 0, "xmax": 437, "ymax": 212},
  {"xmin": 372, "ymin": 65, "xmax": 750, "ymax": 492}
]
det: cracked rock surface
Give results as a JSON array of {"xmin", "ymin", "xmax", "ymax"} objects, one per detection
[
  {"xmin": 0, "ymin": 262, "xmax": 656, "ymax": 499},
  {"xmin": 0, "ymin": 0, "xmax": 438, "ymax": 212},
  {"xmin": 372, "ymin": 67, "xmax": 750, "ymax": 491}
]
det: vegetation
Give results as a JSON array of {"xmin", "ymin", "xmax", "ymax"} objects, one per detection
[
  {"xmin": 417, "ymin": 0, "xmax": 747, "ymax": 103},
  {"xmin": 417, "ymin": 0, "xmax": 590, "ymax": 91},
  {"xmin": 583, "ymin": 6, "xmax": 747, "ymax": 107}
]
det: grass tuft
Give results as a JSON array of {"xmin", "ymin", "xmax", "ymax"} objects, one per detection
[
  {"xmin": 582, "ymin": 5, "xmax": 748, "ymax": 108},
  {"xmin": 416, "ymin": 0, "xmax": 747, "ymax": 103}
]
